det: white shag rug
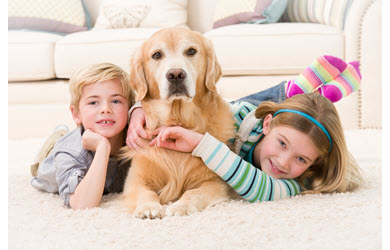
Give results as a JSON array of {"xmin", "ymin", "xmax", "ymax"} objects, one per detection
[{"xmin": 8, "ymin": 130, "xmax": 382, "ymax": 249}]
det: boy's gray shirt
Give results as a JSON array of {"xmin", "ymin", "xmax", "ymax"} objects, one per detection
[{"xmin": 31, "ymin": 127, "xmax": 130, "ymax": 208}]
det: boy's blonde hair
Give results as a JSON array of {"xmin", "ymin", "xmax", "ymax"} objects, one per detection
[
  {"xmin": 69, "ymin": 63, "xmax": 135, "ymax": 112},
  {"xmin": 255, "ymin": 93, "xmax": 363, "ymax": 194}
]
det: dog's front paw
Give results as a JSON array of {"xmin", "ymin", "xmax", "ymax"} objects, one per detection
[
  {"xmin": 165, "ymin": 201, "xmax": 200, "ymax": 217},
  {"xmin": 134, "ymin": 202, "xmax": 164, "ymax": 219}
]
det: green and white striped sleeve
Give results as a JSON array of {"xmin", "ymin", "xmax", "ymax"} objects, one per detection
[{"xmin": 192, "ymin": 133, "xmax": 302, "ymax": 202}]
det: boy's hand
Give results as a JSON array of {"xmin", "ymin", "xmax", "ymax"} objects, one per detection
[
  {"xmin": 150, "ymin": 126, "xmax": 203, "ymax": 153},
  {"xmin": 82, "ymin": 129, "xmax": 110, "ymax": 152},
  {"xmin": 126, "ymin": 108, "xmax": 151, "ymax": 149}
]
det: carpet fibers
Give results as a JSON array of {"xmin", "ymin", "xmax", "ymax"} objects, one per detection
[{"xmin": 8, "ymin": 130, "xmax": 382, "ymax": 249}]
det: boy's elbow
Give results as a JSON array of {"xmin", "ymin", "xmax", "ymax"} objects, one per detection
[
  {"xmin": 69, "ymin": 194, "xmax": 99, "ymax": 210},
  {"xmin": 71, "ymin": 204, "xmax": 98, "ymax": 210},
  {"xmin": 70, "ymin": 201, "xmax": 99, "ymax": 210}
]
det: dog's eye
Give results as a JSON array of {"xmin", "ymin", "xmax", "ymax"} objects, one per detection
[
  {"xmin": 152, "ymin": 51, "xmax": 162, "ymax": 60},
  {"xmin": 186, "ymin": 48, "xmax": 197, "ymax": 56}
]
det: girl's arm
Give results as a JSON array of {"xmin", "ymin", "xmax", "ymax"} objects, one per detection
[
  {"xmin": 126, "ymin": 101, "xmax": 254, "ymax": 149},
  {"xmin": 193, "ymin": 132, "xmax": 301, "ymax": 202},
  {"xmin": 151, "ymin": 127, "xmax": 302, "ymax": 202},
  {"xmin": 68, "ymin": 129, "xmax": 111, "ymax": 210},
  {"xmin": 150, "ymin": 126, "xmax": 203, "ymax": 152}
]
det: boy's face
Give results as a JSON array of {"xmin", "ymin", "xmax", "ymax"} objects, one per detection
[
  {"xmin": 71, "ymin": 79, "xmax": 129, "ymax": 139},
  {"xmin": 255, "ymin": 114, "xmax": 320, "ymax": 179}
]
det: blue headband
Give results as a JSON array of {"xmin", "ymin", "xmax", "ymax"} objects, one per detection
[{"xmin": 273, "ymin": 109, "xmax": 332, "ymax": 153}]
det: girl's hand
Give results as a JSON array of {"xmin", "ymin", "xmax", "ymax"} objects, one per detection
[
  {"xmin": 150, "ymin": 126, "xmax": 204, "ymax": 153},
  {"xmin": 82, "ymin": 129, "xmax": 110, "ymax": 152},
  {"xmin": 126, "ymin": 107, "xmax": 151, "ymax": 149}
]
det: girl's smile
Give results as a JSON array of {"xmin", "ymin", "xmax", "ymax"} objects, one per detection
[{"xmin": 268, "ymin": 159, "xmax": 286, "ymax": 175}]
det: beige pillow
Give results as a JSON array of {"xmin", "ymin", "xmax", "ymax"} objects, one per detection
[
  {"xmin": 94, "ymin": 0, "xmax": 188, "ymax": 30},
  {"xmin": 8, "ymin": 0, "xmax": 90, "ymax": 33}
]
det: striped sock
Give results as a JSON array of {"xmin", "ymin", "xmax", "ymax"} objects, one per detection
[
  {"xmin": 318, "ymin": 61, "xmax": 361, "ymax": 103},
  {"xmin": 286, "ymin": 55, "xmax": 348, "ymax": 98}
]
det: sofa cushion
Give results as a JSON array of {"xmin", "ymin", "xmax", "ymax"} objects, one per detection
[
  {"xmin": 93, "ymin": 1, "xmax": 151, "ymax": 29},
  {"xmin": 93, "ymin": 0, "xmax": 188, "ymax": 30},
  {"xmin": 213, "ymin": 0, "xmax": 288, "ymax": 28},
  {"xmin": 54, "ymin": 28, "xmax": 160, "ymax": 78},
  {"xmin": 204, "ymin": 23, "xmax": 344, "ymax": 76},
  {"xmin": 8, "ymin": 31, "xmax": 63, "ymax": 81},
  {"xmin": 8, "ymin": 0, "xmax": 91, "ymax": 34}
]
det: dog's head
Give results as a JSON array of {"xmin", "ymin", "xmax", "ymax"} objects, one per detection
[{"xmin": 129, "ymin": 27, "xmax": 222, "ymax": 102}]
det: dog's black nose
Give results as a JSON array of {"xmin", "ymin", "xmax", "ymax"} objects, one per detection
[{"xmin": 166, "ymin": 68, "xmax": 186, "ymax": 85}]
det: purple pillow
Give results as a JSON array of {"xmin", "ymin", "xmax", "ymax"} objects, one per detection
[{"xmin": 213, "ymin": 0, "xmax": 288, "ymax": 29}]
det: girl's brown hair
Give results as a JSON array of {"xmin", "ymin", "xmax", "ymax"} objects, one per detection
[{"xmin": 255, "ymin": 93, "xmax": 363, "ymax": 193}]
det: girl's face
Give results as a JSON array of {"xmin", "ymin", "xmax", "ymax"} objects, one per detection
[{"xmin": 254, "ymin": 114, "xmax": 320, "ymax": 179}]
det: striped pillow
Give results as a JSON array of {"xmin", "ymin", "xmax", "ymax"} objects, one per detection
[
  {"xmin": 282, "ymin": 0, "xmax": 354, "ymax": 30},
  {"xmin": 213, "ymin": 0, "xmax": 288, "ymax": 29},
  {"xmin": 8, "ymin": 0, "xmax": 91, "ymax": 34}
]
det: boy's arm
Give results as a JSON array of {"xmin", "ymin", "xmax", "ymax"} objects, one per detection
[
  {"xmin": 68, "ymin": 136, "xmax": 111, "ymax": 210},
  {"xmin": 192, "ymin": 133, "xmax": 302, "ymax": 202},
  {"xmin": 126, "ymin": 106, "xmax": 151, "ymax": 149}
]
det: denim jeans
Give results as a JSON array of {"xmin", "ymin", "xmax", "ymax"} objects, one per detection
[{"xmin": 231, "ymin": 81, "xmax": 287, "ymax": 106}]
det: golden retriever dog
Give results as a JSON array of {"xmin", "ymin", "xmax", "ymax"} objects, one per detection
[{"xmin": 121, "ymin": 27, "xmax": 237, "ymax": 219}]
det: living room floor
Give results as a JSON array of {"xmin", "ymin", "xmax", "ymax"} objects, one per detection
[{"xmin": 8, "ymin": 129, "xmax": 382, "ymax": 249}]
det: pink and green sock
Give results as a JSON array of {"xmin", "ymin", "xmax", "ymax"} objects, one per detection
[
  {"xmin": 286, "ymin": 55, "xmax": 361, "ymax": 103},
  {"xmin": 317, "ymin": 61, "xmax": 361, "ymax": 102}
]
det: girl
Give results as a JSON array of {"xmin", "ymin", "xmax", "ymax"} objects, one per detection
[{"xmin": 128, "ymin": 55, "xmax": 364, "ymax": 201}]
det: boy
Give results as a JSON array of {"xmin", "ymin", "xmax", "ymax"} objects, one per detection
[{"xmin": 30, "ymin": 63, "xmax": 135, "ymax": 210}]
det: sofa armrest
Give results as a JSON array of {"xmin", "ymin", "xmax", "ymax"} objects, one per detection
[
  {"xmin": 344, "ymin": 0, "xmax": 380, "ymax": 60},
  {"xmin": 344, "ymin": 0, "xmax": 381, "ymax": 128},
  {"xmin": 283, "ymin": 0, "xmax": 381, "ymax": 129}
]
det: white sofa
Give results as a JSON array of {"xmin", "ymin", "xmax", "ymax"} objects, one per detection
[{"xmin": 8, "ymin": 0, "xmax": 382, "ymax": 139}]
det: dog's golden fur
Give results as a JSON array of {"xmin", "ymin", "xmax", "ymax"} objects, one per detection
[{"xmin": 121, "ymin": 28, "xmax": 236, "ymax": 218}]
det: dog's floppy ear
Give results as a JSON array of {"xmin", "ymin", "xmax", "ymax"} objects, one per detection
[
  {"xmin": 204, "ymin": 38, "xmax": 222, "ymax": 92},
  {"xmin": 129, "ymin": 47, "xmax": 148, "ymax": 101}
]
